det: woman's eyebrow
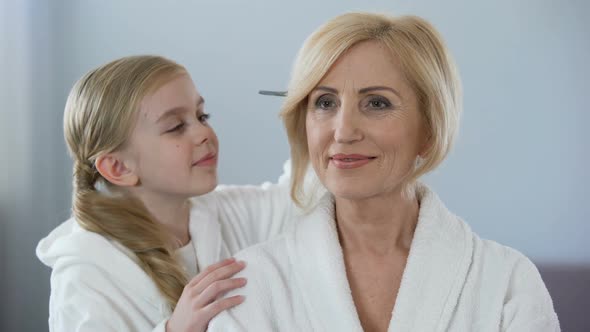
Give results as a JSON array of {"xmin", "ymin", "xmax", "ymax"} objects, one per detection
[
  {"xmin": 358, "ymin": 86, "xmax": 402, "ymax": 99},
  {"xmin": 312, "ymin": 86, "xmax": 338, "ymax": 94},
  {"xmin": 310, "ymin": 86, "xmax": 402, "ymax": 99}
]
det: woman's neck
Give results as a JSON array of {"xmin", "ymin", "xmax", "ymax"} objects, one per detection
[{"xmin": 335, "ymin": 189, "xmax": 420, "ymax": 256}]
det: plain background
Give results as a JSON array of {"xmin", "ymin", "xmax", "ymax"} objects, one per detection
[{"xmin": 1, "ymin": 0, "xmax": 588, "ymax": 331}]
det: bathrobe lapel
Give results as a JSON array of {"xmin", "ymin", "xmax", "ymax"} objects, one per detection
[
  {"xmin": 288, "ymin": 194, "xmax": 365, "ymax": 331},
  {"xmin": 188, "ymin": 205, "xmax": 230, "ymax": 273},
  {"xmin": 288, "ymin": 184, "xmax": 473, "ymax": 332},
  {"xmin": 388, "ymin": 185, "xmax": 473, "ymax": 331}
]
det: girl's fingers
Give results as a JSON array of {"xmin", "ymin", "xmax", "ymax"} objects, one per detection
[
  {"xmin": 193, "ymin": 261, "xmax": 246, "ymax": 294},
  {"xmin": 187, "ymin": 258, "xmax": 236, "ymax": 288},
  {"xmin": 200, "ymin": 295, "xmax": 245, "ymax": 322},
  {"xmin": 195, "ymin": 278, "xmax": 247, "ymax": 308}
]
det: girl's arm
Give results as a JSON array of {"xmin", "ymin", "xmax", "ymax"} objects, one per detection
[{"xmin": 194, "ymin": 160, "xmax": 324, "ymax": 250}]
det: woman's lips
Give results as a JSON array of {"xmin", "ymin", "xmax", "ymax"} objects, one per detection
[
  {"xmin": 193, "ymin": 152, "xmax": 217, "ymax": 167},
  {"xmin": 330, "ymin": 154, "xmax": 376, "ymax": 169}
]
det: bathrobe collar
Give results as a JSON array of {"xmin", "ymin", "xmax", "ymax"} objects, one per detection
[
  {"xmin": 288, "ymin": 183, "xmax": 474, "ymax": 332},
  {"xmin": 188, "ymin": 201, "xmax": 229, "ymax": 272}
]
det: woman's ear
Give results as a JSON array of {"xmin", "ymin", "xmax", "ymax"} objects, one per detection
[
  {"xmin": 418, "ymin": 131, "xmax": 433, "ymax": 158},
  {"xmin": 95, "ymin": 153, "xmax": 139, "ymax": 187}
]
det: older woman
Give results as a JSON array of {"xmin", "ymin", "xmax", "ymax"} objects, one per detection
[{"xmin": 209, "ymin": 12, "xmax": 559, "ymax": 332}]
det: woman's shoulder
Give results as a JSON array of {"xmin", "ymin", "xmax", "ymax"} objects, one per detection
[
  {"xmin": 416, "ymin": 187, "xmax": 559, "ymax": 329},
  {"xmin": 234, "ymin": 233, "xmax": 293, "ymax": 273},
  {"xmin": 228, "ymin": 233, "xmax": 300, "ymax": 303},
  {"xmin": 419, "ymin": 185, "xmax": 542, "ymax": 277},
  {"xmin": 465, "ymin": 235, "xmax": 559, "ymax": 329},
  {"xmin": 209, "ymin": 235, "xmax": 299, "ymax": 330},
  {"xmin": 470, "ymin": 231, "xmax": 541, "ymax": 277}
]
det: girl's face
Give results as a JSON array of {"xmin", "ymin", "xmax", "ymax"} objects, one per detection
[{"xmin": 123, "ymin": 73, "xmax": 219, "ymax": 200}]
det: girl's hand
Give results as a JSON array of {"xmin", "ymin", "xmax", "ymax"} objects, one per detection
[{"xmin": 166, "ymin": 257, "xmax": 246, "ymax": 332}]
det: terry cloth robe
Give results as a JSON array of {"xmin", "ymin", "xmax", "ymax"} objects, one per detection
[
  {"xmin": 209, "ymin": 184, "xmax": 560, "ymax": 332},
  {"xmin": 36, "ymin": 162, "xmax": 305, "ymax": 332}
]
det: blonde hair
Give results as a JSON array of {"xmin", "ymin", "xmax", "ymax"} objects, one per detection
[
  {"xmin": 64, "ymin": 55, "xmax": 189, "ymax": 311},
  {"xmin": 281, "ymin": 12, "xmax": 462, "ymax": 205}
]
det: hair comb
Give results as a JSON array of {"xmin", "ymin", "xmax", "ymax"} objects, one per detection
[{"xmin": 258, "ymin": 90, "xmax": 287, "ymax": 97}]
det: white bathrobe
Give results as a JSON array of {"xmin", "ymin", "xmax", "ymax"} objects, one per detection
[
  {"xmin": 36, "ymin": 166, "xmax": 303, "ymax": 332},
  {"xmin": 209, "ymin": 184, "xmax": 560, "ymax": 332}
]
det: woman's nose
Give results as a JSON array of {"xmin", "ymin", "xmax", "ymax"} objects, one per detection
[{"xmin": 334, "ymin": 104, "xmax": 362, "ymax": 144}]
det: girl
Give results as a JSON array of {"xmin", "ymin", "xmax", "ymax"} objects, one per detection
[{"xmin": 36, "ymin": 55, "xmax": 304, "ymax": 331}]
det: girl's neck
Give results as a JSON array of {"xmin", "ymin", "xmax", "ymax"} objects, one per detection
[{"xmin": 133, "ymin": 191, "xmax": 192, "ymax": 248}]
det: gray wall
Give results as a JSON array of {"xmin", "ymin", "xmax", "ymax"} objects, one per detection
[
  {"xmin": 1, "ymin": 1, "xmax": 72, "ymax": 330},
  {"xmin": 1, "ymin": 0, "xmax": 588, "ymax": 331}
]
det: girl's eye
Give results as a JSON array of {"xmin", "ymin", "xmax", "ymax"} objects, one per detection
[
  {"xmin": 198, "ymin": 113, "xmax": 210, "ymax": 123},
  {"xmin": 315, "ymin": 95, "xmax": 338, "ymax": 110},
  {"xmin": 166, "ymin": 122, "xmax": 185, "ymax": 133}
]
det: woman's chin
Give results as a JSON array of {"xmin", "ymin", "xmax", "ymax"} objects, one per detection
[{"xmin": 327, "ymin": 184, "xmax": 380, "ymax": 202}]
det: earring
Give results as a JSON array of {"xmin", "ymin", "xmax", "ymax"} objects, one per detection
[{"xmin": 415, "ymin": 156, "xmax": 424, "ymax": 169}]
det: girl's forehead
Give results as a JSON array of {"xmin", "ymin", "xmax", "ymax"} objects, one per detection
[{"xmin": 139, "ymin": 75, "xmax": 201, "ymax": 121}]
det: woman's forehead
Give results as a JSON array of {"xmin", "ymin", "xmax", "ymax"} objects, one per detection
[{"xmin": 316, "ymin": 41, "xmax": 408, "ymax": 92}]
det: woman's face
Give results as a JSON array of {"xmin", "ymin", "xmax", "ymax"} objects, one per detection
[
  {"xmin": 306, "ymin": 41, "xmax": 428, "ymax": 201},
  {"xmin": 123, "ymin": 73, "xmax": 219, "ymax": 199}
]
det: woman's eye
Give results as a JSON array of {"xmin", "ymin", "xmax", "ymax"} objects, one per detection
[
  {"xmin": 166, "ymin": 122, "xmax": 185, "ymax": 133},
  {"xmin": 198, "ymin": 113, "xmax": 210, "ymax": 123},
  {"xmin": 366, "ymin": 97, "xmax": 392, "ymax": 110},
  {"xmin": 315, "ymin": 95, "xmax": 337, "ymax": 110}
]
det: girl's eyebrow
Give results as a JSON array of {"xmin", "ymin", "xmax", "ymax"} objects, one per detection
[
  {"xmin": 155, "ymin": 107, "xmax": 184, "ymax": 123},
  {"xmin": 155, "ymin": 96, "xmax": 205, "ymax": 123}
]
